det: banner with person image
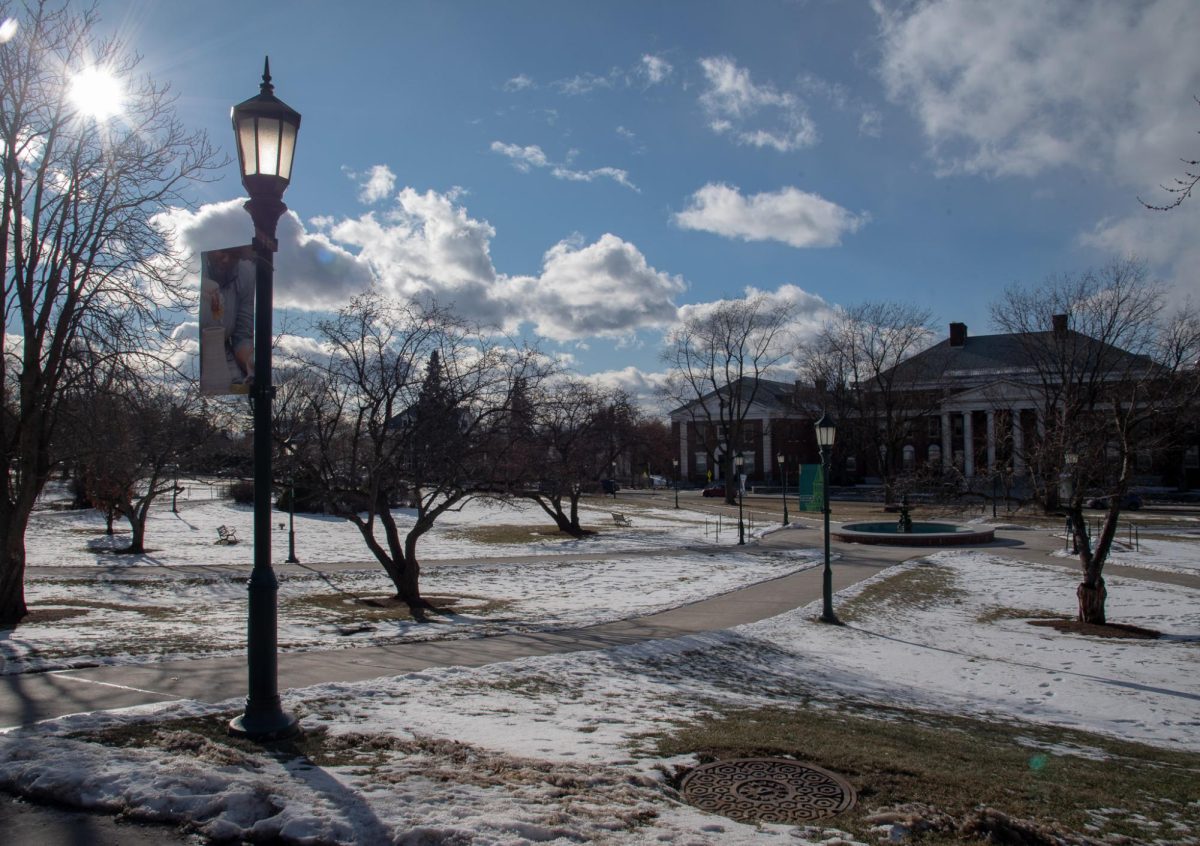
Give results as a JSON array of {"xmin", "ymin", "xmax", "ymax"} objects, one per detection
[{"xmin": 199, "ymin": 246, "xmax": 256, "ymax": 396}]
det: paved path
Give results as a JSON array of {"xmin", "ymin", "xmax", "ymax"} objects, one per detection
[
  {"xmin": 8, "ymin": 520, "xmax": 1194, "ymax": 730},
  {"xmin": 3, "ymin": 520, "xmax": 1197, "ymax": 845}
]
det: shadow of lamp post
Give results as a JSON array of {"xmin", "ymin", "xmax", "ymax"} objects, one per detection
[
  {"xmin": 227, "ymin": 58, "xmax": 301, "ymax": 741},
  {"xmin": 815, "ymin": 412, "xmax": 841, "ymax": 625},
  {"xmin": 672, "ymin": 457, "xmax": 679, "ymax": 509}
]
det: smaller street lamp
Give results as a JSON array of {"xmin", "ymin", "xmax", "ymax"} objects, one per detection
[
  {"xmin": 777, "ymin": 453, "xmax": 789, "ymax": 526},
  {"xmin": 734, "ymin": 454, "xmax": 745, "ymax": 545},
  {"xmin": 672, "ymin": 458, "xmax": 680, "ymax": 509},
  {"xmin": 814, "ymin": 413, "xmax": 840, "ymax": 624},
  {"xmin": 285, "ymin": 475, "xmax": 299, "ymax": 564},
  {"xmin": 1063, "ymin": 452, "xmax": 1079, "ymax": 554}
]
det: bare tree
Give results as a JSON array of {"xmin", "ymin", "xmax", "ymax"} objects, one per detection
[
  {"xmin": 519, "ymin": 379, "xmax": 635, "ymax": 537},
  {"xmin": 0, "ymin": 1, "xmax": 220, "ymax": 622},
  {"xmin": 799, "ymin": 302, "xmax": 942, "ymax": 503},
  {"xmin": 662, "ymin": 295, "xmax": 796, "ymax": 504},
  {"xmin": 275, "ymin": 293, "xmax": 545, "ymax": 610},
  {"xmin": 991, "ymin": 258, "xmax": 1200, "ymax": 623},
  {"xmin": 64, "ymin": 368, "xmax": 208, "ymax": 553}
]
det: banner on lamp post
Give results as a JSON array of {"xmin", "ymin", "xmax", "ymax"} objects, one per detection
[
  {"xmin": 797, "ymin": 464, "xmax": 824, "ymax": 512},
  {"xmin": 199, "ymin": 246, "xmax": 256, "ymax": 396}
]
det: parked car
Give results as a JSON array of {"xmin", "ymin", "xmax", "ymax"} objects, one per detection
[
  {"xmin": 649, "ymin": 475, "xmax": 670, "ymax": 489},
  {"xmin": 1087, "ymin": 492, "xmax": 1143, "ymax": 510},
  {"xmin": 702, "ymin": 483, "xmax": 726, "ymax": 497}
]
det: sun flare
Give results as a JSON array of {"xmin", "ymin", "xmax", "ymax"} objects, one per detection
[{"xmin": 68, "ymin": 66, "xmax": 124, "ymax": 121}]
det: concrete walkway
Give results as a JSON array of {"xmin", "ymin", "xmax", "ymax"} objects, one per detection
[
  {"xmin": 1, "ymin": 537, "xmax": 910, "ymax": 729},
  {"xmin": 2, "ymin": 520, "xmax": 1197, "ymax": 845},
  {"xmin": 8, "ymin": 519, "xmax": 1193, "ymax": 731}
]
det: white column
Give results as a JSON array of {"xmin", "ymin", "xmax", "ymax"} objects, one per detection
[
  {"xmin": 963, "ymin": 411, "xmax": 974, "ymax": 478},
  {"xmin": 1012, "ymin": 409, "xmax": 1025, "ymax": 475},
  {"xmin": 762, "ymin": 421, "xmax": 774, "ymax": 483},
  {"xmin": 986, "ymin": 411, "xmax": 996, "ymax": 472},
  {"xmin": 941, "ymin": 412, "xmax": 952, "ymax": 470}
]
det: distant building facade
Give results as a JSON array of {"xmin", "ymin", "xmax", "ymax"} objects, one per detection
[{"xmin": 668, "ymin": 318, "xmax": 1199, "ymax": 491}]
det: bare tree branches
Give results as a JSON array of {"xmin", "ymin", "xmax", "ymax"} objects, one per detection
[
  {"xmin": 798, "ymin": 301, "xmax": 939, "ymax": 502},
  {"xmin": 661, "ymin": 294, "xmax": 797, "ymax": 503},
  {"xmin": 1140, "ymin": 96, "xmax": 1200, "ymax": 211},
  {"xmin": 0, "ymin": 0, "xmax": 221, "ymax": 622},
  {"xmin": 991, "ymin": 257, "xmax": 1200, "ymax": 623}
]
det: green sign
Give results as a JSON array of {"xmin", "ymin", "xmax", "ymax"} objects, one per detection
[{"xmin": 797, "ymin": 464, "xmax": 824, "ymax": 512}]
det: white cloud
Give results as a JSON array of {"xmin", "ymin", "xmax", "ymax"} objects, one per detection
[
  {"xmin": 503, "ymin": 234, "xmax": 685, "ymax": 342},
  {"xmin": 640, "ymin": 54, "xmax": 673, "ymax": 86},
  {"xmin": 874, "ymin": 0, "xmax": 1200, "ymax": 300},
  {"xmin": 324, "ymin": 188, "xmax": 502, "ymax": 322},
  {"xmin": 1080, "ymin": 206, "xmax": 1200, "ymax": 303},
  {"xmin": 581, "ymin": 366, "xmax": 673, "ymax": 412},
  {"xmin": 503, "ymin": 74, "xmax": 535, "ymax": 92},
  {"xmin": 698, "ymin": 56, "xmax": 817, "ymax": 152},
  {"xmin": 489, "ymin": 142, "xmax": 550, "ymax": 173},
  {"xmin": 152, "ymin": 200, "xmax": 373, "ymax": 311},
  {"xmin": 354, "ymin": 164, "xmax": 396, "ymax": 204},
  {"xmin": 874, "ymin": 0, "xmax": 1200, "ymax": 182},
  {"xmin": 673, "ymin": 183, "xmax": 868, "ymax": 248},
  {"xmin": 491, "ymin": 141, "xmax": 637, "ymax": 191},
  {"xmin": 555, "ymin": 72, "xmax": 615, "ymax": 96}
]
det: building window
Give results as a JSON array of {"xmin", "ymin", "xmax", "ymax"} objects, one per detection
[
  {"xmin": 1186, "ymin": 445, "xmax": 1199, "ymax": 469},
  {"xmin": 1137, "ymin": 450, "xmax": 1152, "ymax": 472},
  {"xmin": 740, "ymin": 452, "xmax": 757, "ymax": 474},
  {"xmin": 902, "ymin": 445, "xmax": 916, "ymax": 470},
  {"xmin": 928, "ymin": 416, "xmax": 941, "ymax": 438},
  {"xmin": 928, "ymin": 444, "xmax": 942, "ymax": 465},
  {"xmin": 845, "ymin": 456, "xmax": 857, "ymax": 473},
  {"xmin": 694, "ymin": 452, "xmax": 707, "ymax": 472}
]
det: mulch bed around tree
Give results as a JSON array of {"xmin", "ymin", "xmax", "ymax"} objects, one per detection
[{"xmin": 1028, "ymin": 618, "xmax": 1160, "ymax": 640}]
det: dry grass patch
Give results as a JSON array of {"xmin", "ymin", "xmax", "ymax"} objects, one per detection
[
  {"xmin": 657, "ymin": 704, "xmax": 1200, "ymax": 844},
  {"xmin": 444, "ymin": 524, "xmax": 596, "ymax": 545},
  {"xmin": 838, "ymin": 563, "xmax": 964, "ymax": 624}
]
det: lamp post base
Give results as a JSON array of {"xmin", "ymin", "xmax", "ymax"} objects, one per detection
[{"xmin": 228, "ymin": 706, "xmax": 298, "ymax": 741}]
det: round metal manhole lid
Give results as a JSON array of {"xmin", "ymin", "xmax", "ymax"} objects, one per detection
[{"xmin": 680, "ymin": 758, "xmax": 856, "ymax": 825}]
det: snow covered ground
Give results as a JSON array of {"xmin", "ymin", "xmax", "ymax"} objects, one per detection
[
  {"xmin": 1, "ymin": 524, "xmax": 1197, "ymax": 844},
  {"xmin": 5, "ymin": 495, "xmax": 815, "ymax": 673}
]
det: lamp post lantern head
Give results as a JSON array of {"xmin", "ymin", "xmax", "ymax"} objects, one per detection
[
  {"xmin": 776, "ymin": 453, "xmax": 784, "ymax": 465},
  {"xmin": 734, "ymin": 454, "xmax": 744, "ymax": 469},
  {"xmin": 814, "ymin": 413, "xmax": 836, "ymax": 449},
  {"xmin": 232, "ymin": 57, "xmax": 301, "ymax": 208}
]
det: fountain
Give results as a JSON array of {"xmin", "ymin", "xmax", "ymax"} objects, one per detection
[{"xmin": 835, "ymin": 497, "xmax": 994, "ymax": 546}]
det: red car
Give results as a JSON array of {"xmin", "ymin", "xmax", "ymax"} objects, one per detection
[{"xmin": 702, "ymin": 484, "xmax": 726, "ymax": 497}]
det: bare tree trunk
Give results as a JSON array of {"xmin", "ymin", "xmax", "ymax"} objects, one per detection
[
  {"xmin": 526, "ymin": 493, "xmax": 592, "ymax": 538},
  {"xmin": 1077, "ymin": 574, "xmax": 1107, "ymax": 625},
  {"xmin": 0, "ymin": 514, "xmax": 29, "ymax": 623}
]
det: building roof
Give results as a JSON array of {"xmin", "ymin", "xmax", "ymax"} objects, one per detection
[
  {"xmin": 668, "ymin": 377, "xmax": 809, "ymax": 418},
  {"xmin": 885, "ymin": 328, "xmax": 1157, "ymax": 385}
]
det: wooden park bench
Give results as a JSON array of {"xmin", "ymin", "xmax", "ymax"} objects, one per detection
[
  {"xmin": 611, "ymin": 512, "xmax": 633, "ymax": 528},
  {"xmin": 216, "ymin": 525, "xmax": 240, "ymax": 545}
]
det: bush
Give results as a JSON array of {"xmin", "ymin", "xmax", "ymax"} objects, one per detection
[{"xmin": 229, "ymin": 480, "xmax": 255, "ymax": 504}]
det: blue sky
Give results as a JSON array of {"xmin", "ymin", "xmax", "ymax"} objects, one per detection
[{"xmin": 96, "ymin": 0, "xmax": 1200, "ymax": 399}]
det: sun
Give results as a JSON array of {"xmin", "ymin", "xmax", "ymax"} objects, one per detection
[{"xmin": 68, "ymin": 66, "xmax": 125, "ymax": 121}]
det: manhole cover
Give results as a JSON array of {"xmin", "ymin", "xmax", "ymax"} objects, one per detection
[{"xmin": 680, "ymin": 758, "xmax": 856, "ymax": 825}]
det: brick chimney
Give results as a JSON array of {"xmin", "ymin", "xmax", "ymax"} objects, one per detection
[
  {"xmin": 1051, "ymin": 313, "xmax": 1068, "ymax": 334},
  {"xmin": 949, "ymin": 322, "xmax": 967, "ymax": 347}
]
